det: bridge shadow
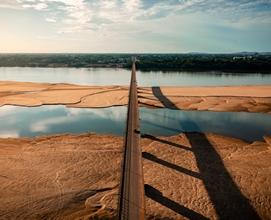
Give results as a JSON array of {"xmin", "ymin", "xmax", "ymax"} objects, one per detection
[
  {"xmin": 186, "ymin": 132, "xmax": 260, "ymax": 219},
  {"xmin": 141, "ymin": 134, "xmax": 191, "ymax": 151},
  {"xmin": 138, "ymin": 100, "xmax": 162, "ymax": 109},
  {"xmin": 140, "ymin": 119, "xmax": 181, "ymax": 133},
  {"xmin": 144, "ymin": 184, "xmax": 209, "ymax": 220},
  {"xmin": 152, "ymin": 87, "xmax": 179, "ymax": 110},
  {"xmin": 142, "ymin": 152, "xmax": 201, "ymax": 179},
  {"xmin": 138, "ymin": 94, "xmax": 158, "ymax": 102},
  {"xmin": 141, "ymin": 86, "xmax": 260, "ymax": 219},
  {"xmin": 138, "ymin": 87, "xmax": 178, "ymax": 109}
]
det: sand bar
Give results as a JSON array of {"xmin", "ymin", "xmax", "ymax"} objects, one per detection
[
  {"xmin": 0, "ymin": 133, "xmax": 270, "ymax": 219},
  {"xmin": 0, "ymin": 81, "xmax": 271, "ymax": 113}
]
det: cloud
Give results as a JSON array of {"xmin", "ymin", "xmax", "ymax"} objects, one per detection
[
  {"xmin": 6, "ymin": 0, "xmax": 269, "ymax": 33},
  {"xmin": 0, "ymin": 0, "xmax": 22, "ymax": 10},
  {"xmin": 22, "ymin": 2, "xmax": 48, "ymax": 10},
  {"xmin": 45, "ymin": 17, "xmax": 56, "ymax": 22},
  {"xmin": 1, "ymin": 0, "xmax": 270, "ymax": 52}
]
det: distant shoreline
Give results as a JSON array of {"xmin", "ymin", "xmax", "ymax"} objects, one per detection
[{"xmin": 1, "ymin": 53, "xmax": 271, "ymax": 73}]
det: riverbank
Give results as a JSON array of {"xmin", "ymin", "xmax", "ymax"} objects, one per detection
[
  {"xmin": 1, "ymin": 53, "xmax": 271, "ymax": 73},
  {"xmin": 0, "ymin": 133, "xmax": 270, "ymax": 219},
  {"xmin": 0, "ymin": 81, "xmax": 271, "ymax": 113}
]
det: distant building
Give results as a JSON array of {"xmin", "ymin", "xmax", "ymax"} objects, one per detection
[{"xmin": 233, "ymin": 56, "xmax": 253, "ymax": 61}]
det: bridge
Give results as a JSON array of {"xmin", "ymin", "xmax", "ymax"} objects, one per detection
[{"xmin": 118, "ymin": 58, "xmax": 145, "ymax": 220}]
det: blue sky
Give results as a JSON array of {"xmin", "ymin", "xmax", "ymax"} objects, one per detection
[{"xmin": 0, "ymin": 0, "xmax": 271, "ymax": 53}]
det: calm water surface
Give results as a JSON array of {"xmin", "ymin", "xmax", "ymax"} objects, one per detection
[
  {"xmin": 1, "ymin": 68, "xmax": 270, "ymax": 141},
  {"xmin": 0, "ymin": 105, "xmax": 270, "ymax": 141},
  {"xmin": 0, "ymin": 67, "xmax": 271, "ymax": 86}
]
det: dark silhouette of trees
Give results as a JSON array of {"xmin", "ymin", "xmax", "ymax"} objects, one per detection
[{"xmin": 0, "ymin": 53, "xmax": 270, "ymax": 73}]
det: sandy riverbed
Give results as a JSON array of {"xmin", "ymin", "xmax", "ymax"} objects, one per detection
[
  {"xmin": 1, "ymin": 80, "xmax": 271, "ymax": 219},
  {"xmin": 0, "ymin": 133, "xmax": 271, "ymax": 219},
  {"xmin": 0, "ymin": 81, "xmax": 271, "ymax": 113}
]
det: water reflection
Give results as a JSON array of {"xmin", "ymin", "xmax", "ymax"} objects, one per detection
[
  {"xmin": 0, "ymin": 106, "xmax": 126, "ymax": 137},
  {"xmin": 140, "ymin": 108, "xmax": 271, "ymax": 141},
  {"xmin": 0, "ymin": 105, "xmax": 270, "ymax": 141}
]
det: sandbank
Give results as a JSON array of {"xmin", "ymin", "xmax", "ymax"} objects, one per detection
[
  {"xmin": 0, "ymin": 81, "xmax": 271, "ymax": 113},
  {"xmin": 0, "ymin": 133, "xmax": 271, "ymax": 219}
]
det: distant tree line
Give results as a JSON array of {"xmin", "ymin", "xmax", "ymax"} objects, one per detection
[{"xmin": 0, "ymin": 53, "xmax": 270, "ymax": 73}]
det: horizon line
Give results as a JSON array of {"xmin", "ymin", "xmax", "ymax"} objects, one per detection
[{"xmin": 0, "ymin": 52, "xmax": 270, "ymax": 55}]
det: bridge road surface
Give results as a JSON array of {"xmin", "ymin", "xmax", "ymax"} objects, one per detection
[{"xmin": 118, "ymin": 60, "xmax": 145, "ymax": 220}]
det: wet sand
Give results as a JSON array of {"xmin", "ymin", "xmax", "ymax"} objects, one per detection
[
  {"xmin": 0, "ymin": 81, "xmax": 271, "ymax": 113},
  {"xmin": 0, "ymin": 133, "xmax": 271, "ymax": 219}
]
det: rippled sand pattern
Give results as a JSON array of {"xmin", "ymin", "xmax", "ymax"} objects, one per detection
[
  {"xmin": 142, "ymin": 133, "xmax": 271, "ymax": 219},
  {"xmin": 0, "ymin": 133, "xmax": 271, "ymax": 219},
  {"xmin": 0, "ymin": 134, "xmax": 122, "ymax": 219},
  {"xmin": 1, "ymin": 81, "xmax": 271, "ymax": 113}
]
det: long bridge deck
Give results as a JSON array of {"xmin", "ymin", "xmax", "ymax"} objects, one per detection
[{"xmin": 118, "ymin": 60, "xmax": 145, "ymax": 220}]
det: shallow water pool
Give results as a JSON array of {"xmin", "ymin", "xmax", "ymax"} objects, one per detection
[{"xmin": 0, "ymin": 105, "xmax": 270, "ymax": 141}]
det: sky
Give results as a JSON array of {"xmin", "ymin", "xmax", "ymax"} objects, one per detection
[{"xmin": 0, "ymin": 0, "xmax": 271, "ymax": 53}]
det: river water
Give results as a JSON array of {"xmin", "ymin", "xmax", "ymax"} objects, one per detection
[
  {"xmin": 0, "ymin": 67, "xmax": 271, "ymax": 86},
  {"xmin": 0, "ymin": 105, "xmax": 270, "ymax": 141},
  {"xmin": 1, "ymin": 67, "xmax": 270, "ymax": 141}
]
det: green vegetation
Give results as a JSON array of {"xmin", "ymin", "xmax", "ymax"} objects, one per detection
[{"xmin": 0, "ymin": 53, "xmax": 270, "ymax": 73}]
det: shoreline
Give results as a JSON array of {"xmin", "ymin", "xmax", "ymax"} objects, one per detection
[{"xmin": 1, "ymin": 81, "xmax": 271, "ymax": 114}]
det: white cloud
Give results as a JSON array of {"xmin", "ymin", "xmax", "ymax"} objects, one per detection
[
  {"xmin": 45, "ymin": 17, "xmax": 56, "ymax": 22},
  {"xmin": 22, "ymin": 2, "xmax": 48, "ymax": 10},
  {"xmin": 0, "ymin": 0, "xmax": 271, "ymax": 52},
  {"xmin": 0, "ymin": 0, "xmax": 22, "ymax": 9},
  {"xmin": 123, "ymin": 0, "xmax": 142, "ymax": 12},
  {"xmin": 7, "ymin": 0, "xmax": 269, "ymax": 31}
]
